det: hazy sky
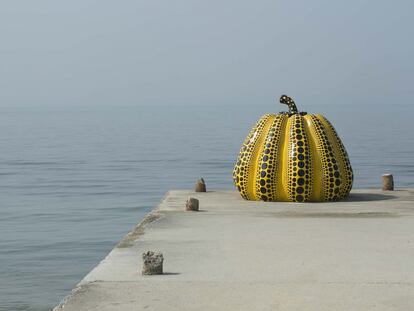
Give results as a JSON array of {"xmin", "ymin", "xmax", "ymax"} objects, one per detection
[{"xmin": 1, "ymin": 0, "xmax": 413, "ymax": 106}]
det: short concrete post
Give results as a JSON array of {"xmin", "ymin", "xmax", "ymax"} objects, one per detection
[
  {"xmin": 142, "ymin": 251, "xmax": 163, "ymax": 275},
  {"xmin": 195, "ymin": 178, "xmax": 206, "ymax": 192},
  {"xmin": 382, "ymin": 174, "xmax": 394, "ymax": 191},
  {"xmin": 186, "ymin": 197, "xmax": 199, "ymax": 211}
]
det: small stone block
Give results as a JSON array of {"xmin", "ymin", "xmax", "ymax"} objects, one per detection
[
  {"xmin": 195, "ymin": 178, "xmax": 206, "ymax": 192},
  {"xmin": 142, "ymin": 251, "xmax": 163, "ymax": 275},
  {"xmin": 186, "ymin": 197, "xmax": 199, "ymax": 211},
  {"xmin": 382, "ymin": 174, "xmax": 394, "ymax": 191}
]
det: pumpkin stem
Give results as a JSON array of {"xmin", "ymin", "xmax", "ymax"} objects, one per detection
[{"xmin": 280, "ymin": 95, "xmax": 299, "ymax": 114}]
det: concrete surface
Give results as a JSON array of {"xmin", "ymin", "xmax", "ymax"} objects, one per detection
[{"xmin": 53, "ymin": 189, "xmax": 414, "ymax": 311}]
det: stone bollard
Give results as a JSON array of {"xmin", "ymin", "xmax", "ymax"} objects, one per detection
[
  {"xmin": 382, "ymin": 174, "xmax": 394, "ymax": 191},
  {"xmin": 142, "ymin": 251, "xmax": 163, "ymax": 275},
  {"xmin": 195, "ymin": 178, "xmax": 206, "ymax": 192},
  {"xmin": 186, "ymin": 197, "xmax": 199, "ymax": 211}
]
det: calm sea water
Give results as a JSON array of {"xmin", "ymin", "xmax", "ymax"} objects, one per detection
[{"xmin": 1, "ymin": 103, "xmax": 413, "ymax": 310}]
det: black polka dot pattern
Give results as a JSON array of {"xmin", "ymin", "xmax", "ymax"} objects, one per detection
[
  {"xmin": 309, "ymin": 115, "xmax": 342, "ymax": 201},
  {"xmin": 233, "ymin": 115, "xmax": 272, "ymax": 199},
  {"xmin": 286, "ymin": 115, "xmax": 312, "ymax": 202},
  {"xmin": 233, "ymin": 111, "xmax": 353, "ymax": 202},
  {"xmin": 280, "ymin": 95, "xmax": 298, "ymax": 114},
  {"xmin": 318, "ymin": 115, "xmax": 354, "ymax": 198},
  {"xmin": 255, "ymin": 114, "xmax": 287, "ymax": 201}
]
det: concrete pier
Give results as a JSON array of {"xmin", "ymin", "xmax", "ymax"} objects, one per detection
[{"xmin": 54, "ymin": 189, "xmax": 414, "ymax": 311}]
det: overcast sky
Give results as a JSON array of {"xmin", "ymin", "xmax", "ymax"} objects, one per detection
[{"xmin": 1, "ymin": 0, "xmax": 413, "ymax": 107}]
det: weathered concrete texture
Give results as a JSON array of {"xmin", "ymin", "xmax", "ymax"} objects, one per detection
[
  {"xmin": 54, "ymin": 189, "xmax": 414, "ymax": 311},
  {"xmin": 142, "ymin": 251, "xmax": 163, "ymax": 275},
  {"xmin": 186, "ymin": 197, "xmax": 199, "ymax": 211}
]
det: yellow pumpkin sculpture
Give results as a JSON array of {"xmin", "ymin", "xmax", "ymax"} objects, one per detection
[{"xmin": 233, "ymin": 95, "xmax": 353, "ymax": 202}]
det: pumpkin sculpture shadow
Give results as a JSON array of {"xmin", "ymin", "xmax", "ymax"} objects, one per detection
[{"xmin": 345, "ymin": 192, "xmax": 397, "ymax": 202}]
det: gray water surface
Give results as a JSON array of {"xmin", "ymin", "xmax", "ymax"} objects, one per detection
[{"xmin": 0, "ymin": 103, "xmax": 413, "ymax": 310}]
